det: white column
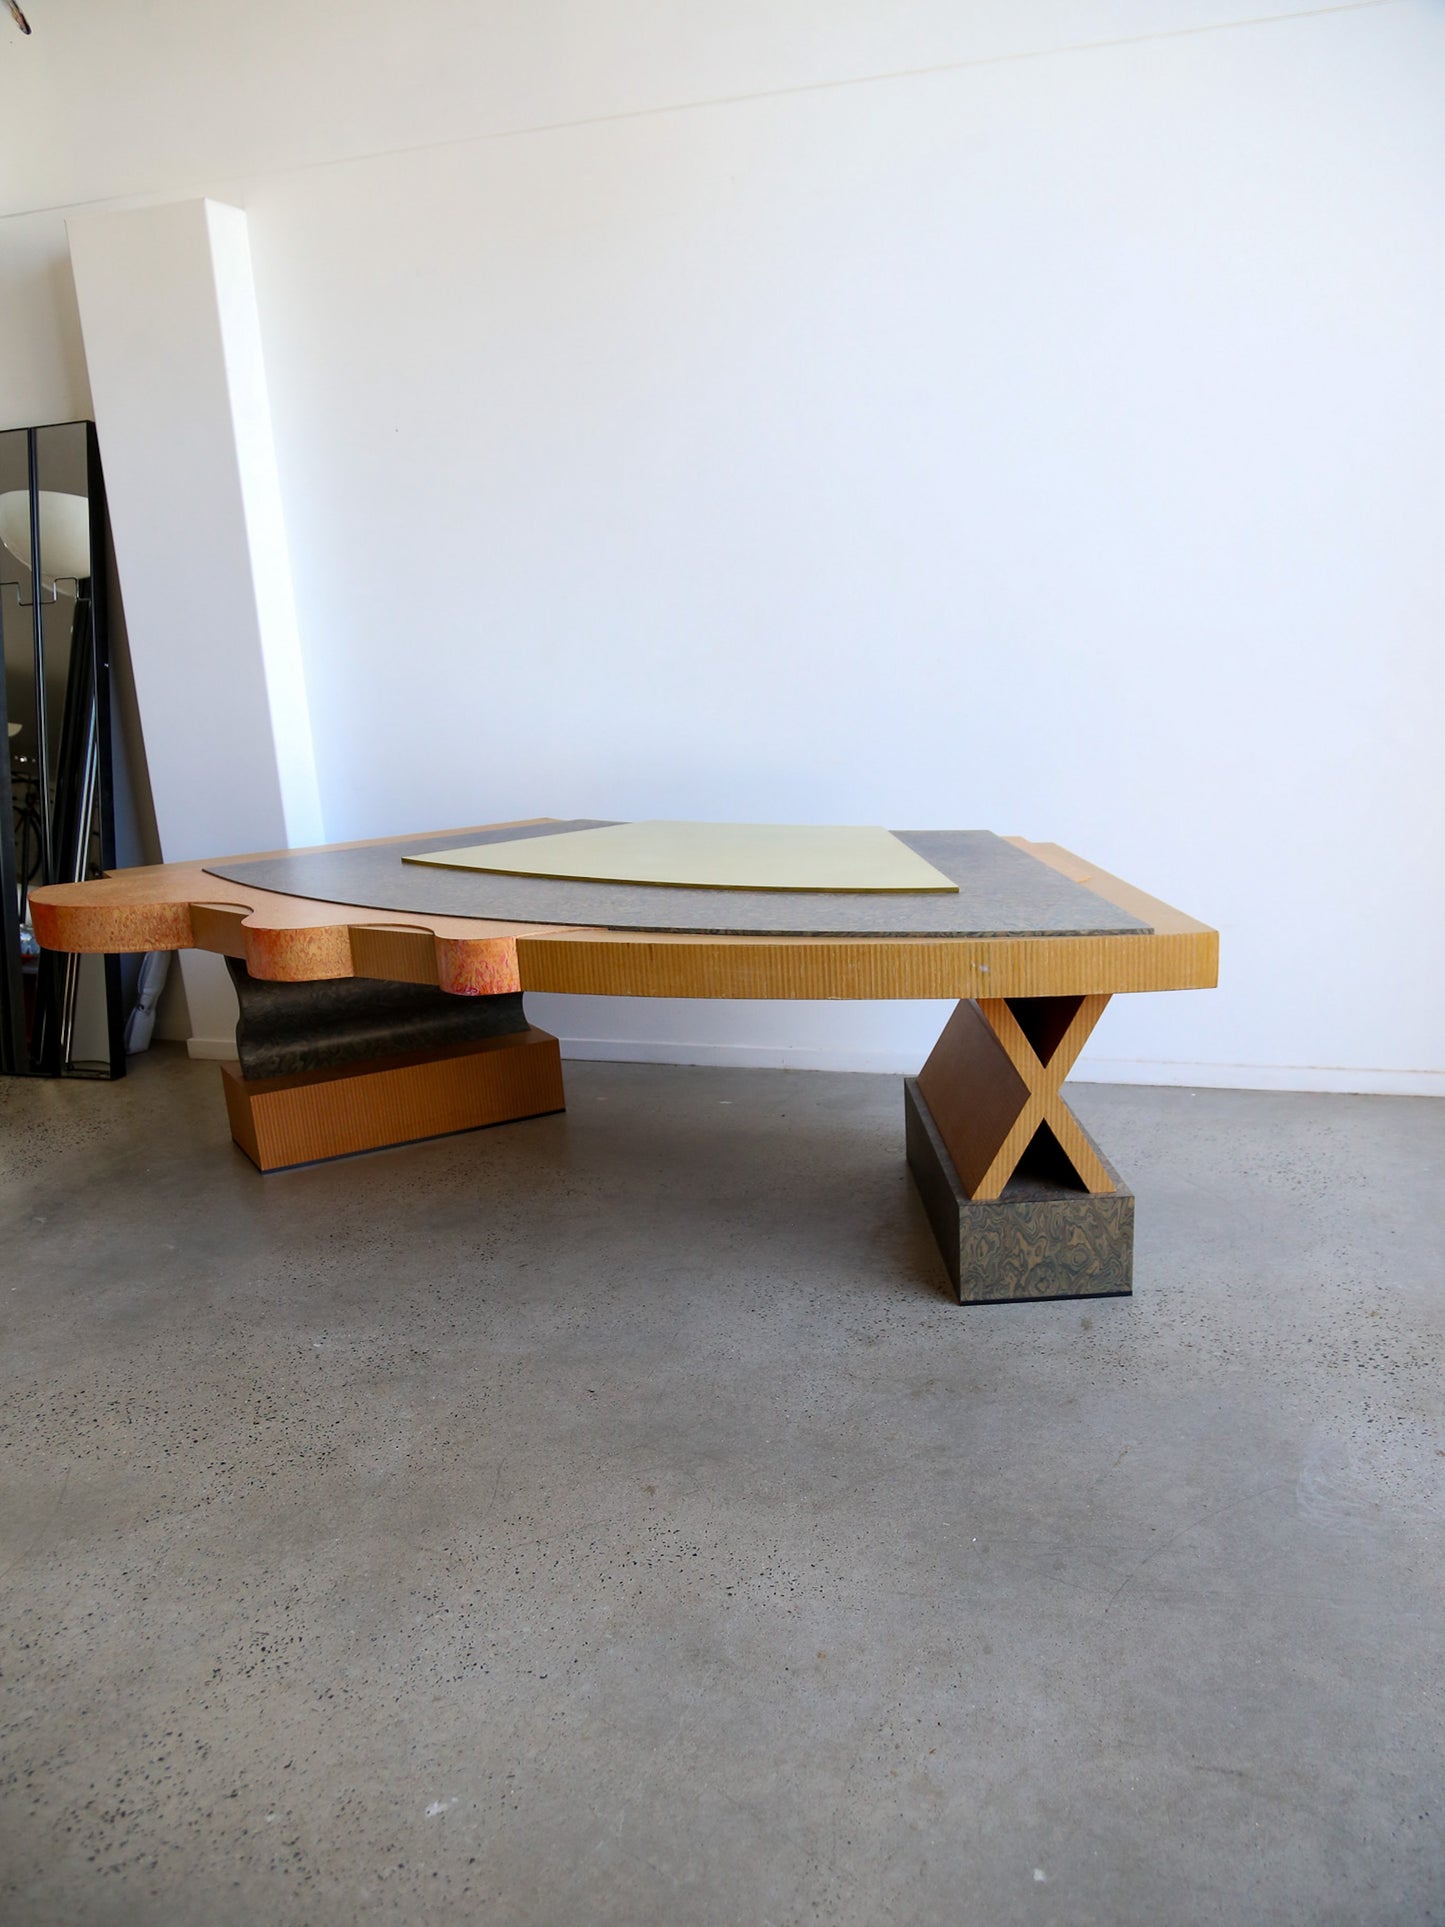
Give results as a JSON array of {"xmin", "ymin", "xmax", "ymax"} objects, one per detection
[{"xmin": 66, "ymin": 198, "xmax": 322, "ymax": 1052}]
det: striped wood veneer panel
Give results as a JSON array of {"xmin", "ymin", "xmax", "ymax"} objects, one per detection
[{"xmin": 221, "ymin": 1027, "xmax": 564, "ymax": 1172}]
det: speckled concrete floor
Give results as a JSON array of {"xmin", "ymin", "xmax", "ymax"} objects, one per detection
[{"xmin": 1, "ymin": 1049, "xmax": 1441, "ymax": 1927}]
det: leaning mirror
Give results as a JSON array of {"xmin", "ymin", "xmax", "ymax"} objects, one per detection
[{"xmin": 0, "ymin": 420, "xmax": 124, "ymax": 1078}]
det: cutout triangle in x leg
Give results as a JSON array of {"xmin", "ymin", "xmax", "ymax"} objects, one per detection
[{"xmin": 916, "ymin": 995, "xmax": 1113, "ymax": 1201}]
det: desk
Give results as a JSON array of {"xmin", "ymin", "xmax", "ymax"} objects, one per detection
[{"xmin": 30, "ymin": 821, "xmax": 1217, "ymax": 1304}]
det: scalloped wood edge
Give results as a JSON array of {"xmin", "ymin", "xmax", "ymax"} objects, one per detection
[{"xmin": 29, "ymin": 829, "xmax": 1218, "ymax": 1002}]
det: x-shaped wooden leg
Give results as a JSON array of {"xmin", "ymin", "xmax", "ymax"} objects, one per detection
[{"xmin": 915, "ymin": 994, "xmax": 1113, "ymax": 1202}]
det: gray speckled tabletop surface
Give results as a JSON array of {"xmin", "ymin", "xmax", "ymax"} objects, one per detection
[{"xmin": 205, "ymin": 824, "xmax": 1151, "ymax": 939}]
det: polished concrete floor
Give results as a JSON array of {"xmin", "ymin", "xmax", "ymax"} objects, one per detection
[{"xmin": 1, "ymin": 1048, "xmax": 1441, "ymax": 1926}]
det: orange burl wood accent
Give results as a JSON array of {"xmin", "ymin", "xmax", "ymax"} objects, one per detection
[
  {"xmin": 29, "ymin": 826, "xmax": 1218, "ymax": 1003},
  {"xmin": 915, "ymin": 995, "xmax": 1112, "ymax": 1202},
  {"xmin": 220, "ymin": 1026, "xmax": 564, "ymax": 1172},
  {"xmin": 29, "ymin": 824, "xmax": 571, "ymax": 995}
]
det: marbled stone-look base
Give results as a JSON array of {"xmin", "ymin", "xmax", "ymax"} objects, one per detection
[
  {"xmin": 904, "ymin": 1078, "xmax": 1134, "ymax": 1304},
  {"xmin": 225, "ymin": 959, "xmax": 529, "ymax": 1080}
]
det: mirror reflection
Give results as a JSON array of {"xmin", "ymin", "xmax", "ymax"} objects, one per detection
[{"xmin": 0, "ymin": 420, "xmax": 123, "ymax": 1077}]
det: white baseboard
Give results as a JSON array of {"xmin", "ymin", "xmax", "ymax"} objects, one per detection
[
  {"xmin": 184, "ymin": 1028, "xmax": 1441, "ymax": 1099},
  {"xmin": 186, "ymin": 1036, "xmax": 238, "ymax": 1062},
  {"xmin": 559, "ymin": 1036, "xmax": 921, "ymax": 1074},
  {"xmin": 1076, "ymin": 1058, "xmax": 1444, "ymax": 1099},
  {"xmin": 559, "ymin": 1036, "xmax": 1444, "ymax": 1099}
]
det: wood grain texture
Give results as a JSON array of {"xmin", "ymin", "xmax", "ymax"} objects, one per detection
[
  {"xmin": 915, "ymin": 995, "xmax": 1112, "ymax": 1202},
  {"xmin": 30, "ymin": 841, "xmax": 563, "ymax": 994},
  {"xmin": 912, "ymin": 1000, "xmax": 1030, "ymax": 1199},
  {"xmin": 974, "ymin": 995, "xmax": 1113, "ymax": 1198},
  {"xmin": 30, "ymin": 825, "xmax": 1218, "ymax": 1003},
  {"xmin": 220, "ymin": 1026, "xmax": 564, "ymax": 1172}
]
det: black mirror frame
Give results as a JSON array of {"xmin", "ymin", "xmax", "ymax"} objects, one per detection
[{"xmin": 0, "ymin": 420, "xmax": 125, "ymax": 1079}]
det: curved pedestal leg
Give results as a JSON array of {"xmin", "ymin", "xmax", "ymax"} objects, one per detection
[{"xmin": 906, "ymin": 996, "xmax": 1134, "ymax": 1304}]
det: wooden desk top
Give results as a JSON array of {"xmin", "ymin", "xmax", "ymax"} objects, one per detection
[{"xmin": 30, "ymin": 820, "xmax": 1217, "ymax": 1002}]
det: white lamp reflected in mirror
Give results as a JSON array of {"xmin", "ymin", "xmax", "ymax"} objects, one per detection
[
  {"xmin": 0, "ymin": 489, "xmax": 92, "ymax": 590},
  {"xmin": 1, "ymin": 485, "xmax": 100, "ymax": 1070},
  {"xmin": 0, "ymin": 424, "xmax": 123, "ymax": 1081}
]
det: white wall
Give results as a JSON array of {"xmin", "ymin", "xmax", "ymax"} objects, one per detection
[
  {"xmin": 66, "ymin": 198, "xmax": 322, "ymax": 1046},
  {"xmin": 2, "ymin": 1, "xmax": 1442, "ymax": 1093}
]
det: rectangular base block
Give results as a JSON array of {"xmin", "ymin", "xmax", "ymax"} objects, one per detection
[
  {"xmin": 904, "ymin": 1077, "xmax": 1133, "ymax": 1304},
  {"xmin": 221, "ymin": 1026, "xmax": 565, "ymax": 1171}
]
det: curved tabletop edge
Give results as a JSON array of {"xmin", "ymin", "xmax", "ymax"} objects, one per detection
[{"xmin": 29, "ymin": 828, "xmax": 1218, "ymax": 1001}]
